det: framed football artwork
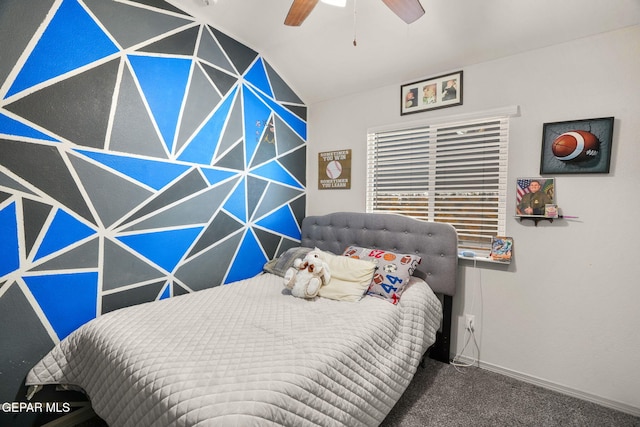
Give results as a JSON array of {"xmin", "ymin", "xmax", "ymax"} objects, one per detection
[{"xmin": 540, "ymin": 117, "xmax": 614, "ymax": 174}]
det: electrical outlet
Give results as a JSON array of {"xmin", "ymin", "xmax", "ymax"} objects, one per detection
[{"xmin": 465, "ymin": 314, "xmax": 475, "ymax": 332}]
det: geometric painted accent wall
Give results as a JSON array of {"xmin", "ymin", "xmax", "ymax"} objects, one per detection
[{"xmin": 0, "ymin": 0, "xmax": 305, "ymax": 403}]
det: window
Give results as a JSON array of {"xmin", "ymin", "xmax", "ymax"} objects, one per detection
[{"xmin": 367, "ymin": 107, "xmax": 516, "ymax": 255}]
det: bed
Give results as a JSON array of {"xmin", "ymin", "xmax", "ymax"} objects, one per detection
[{"xmin": 26, "ymin": 211, "xmax": 458, "ymax": 426}]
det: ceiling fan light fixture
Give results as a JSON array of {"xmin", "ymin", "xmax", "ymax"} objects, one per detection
[
  {"xmin": 382, "ymin": 0, "xmax": 425, "ymax": 24},
  {"xmin": 321, "ymin": 0, "xmax": 347, "ymax": 7}
]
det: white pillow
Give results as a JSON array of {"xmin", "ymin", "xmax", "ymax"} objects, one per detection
[{"xmin": 315, "ymin": 248, "xmax": 376, "ymax": 302}]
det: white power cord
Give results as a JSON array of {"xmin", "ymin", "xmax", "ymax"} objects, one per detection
[
  {"xmin": 451, "ymin": 326, "xmax": 480, "ymax": 371},
  {"xmin": 450, "ymin": 257, "xmax": 481, "ymax": 371}
]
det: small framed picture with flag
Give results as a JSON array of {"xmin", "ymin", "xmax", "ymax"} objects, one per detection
[{"xmin": 516, "ymin": 178, "xmax": 555, "ymax": 217}]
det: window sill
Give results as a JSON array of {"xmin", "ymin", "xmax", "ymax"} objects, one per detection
[{"xmin": 458, "ymin": 255, "xmax": 511, "ymax": 265}]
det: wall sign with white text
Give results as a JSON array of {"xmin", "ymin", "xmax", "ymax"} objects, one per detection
[{"xmin": 318, "ymin": 149, "xmax": 351, "ymax": 190}]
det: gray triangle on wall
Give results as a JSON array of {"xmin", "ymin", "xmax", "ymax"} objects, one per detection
[
  {"xmin": 5, "ymin": 59, "xmax": 120, "ymax": 150},
  {"xmin": 110, "ymin": 64, "xmax": 168, "ymax": 159},
  {"xmin": 0, "ymin": 282, "xmax": 56, "ymax": 403},
  {"xmin": 22, "ymin": 198, "xmax": 53, "ymax": 257},
  {"xmin": 84, "ymin": 0, "xmax": 193, "ymax": 50},
  {"xmin": 122, "ymin": 178, "xmax": 239, "ymax": 232},
  {"xmin": 175, "ymin": 231, "xmax": 243, "ymax": 291},
  {"xmin": 120, "ymin": 168, "xmax": 209, "ymax": 227},
  {"xmin": 264, "ymin": 61, "xmax": 304, "ymax": 105},
  {"xmin": 175, "ymin": 64, "xmax": 222, "ymax": 154},
  {"xmin": 102, "ymin": 238, "xmax": 166, "ymax": 291},
  {"xmin": 197, "ymin": 26, "xmax": 236, "ymax": 74},
  {"xmin": 0, "ymin": 139, "xmax": 95, "ymax": 224},
  {"xmin": 188, "ymin": 210, "xmax": 244, "ymax": 258},
  {"xmin": 68, "ymin": 154, "xmax": 154, "ymax": 228},
  {"xmin": 101, "ymin": 280, "xmax": 166, "ymax": 314},
  {"xmin": 138, "ymin": 25, "xmax": 199, "ymax": 56},
  {"xmin": 210, "ymin": 27, "xmax": 258, "ymax": 75},
  {"xmin": 29, "ymin": 237, "xmax": 99, "ymax": 271}
]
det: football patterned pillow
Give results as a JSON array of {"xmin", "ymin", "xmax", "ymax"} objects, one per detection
[{"xmin": 342, "ymin": 246, "xmax": 421, "ymax": 304}]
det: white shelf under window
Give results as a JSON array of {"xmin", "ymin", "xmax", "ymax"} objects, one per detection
[{"xmin": 458, "ymin": 254, "xmax": 511, "ymax": 264}]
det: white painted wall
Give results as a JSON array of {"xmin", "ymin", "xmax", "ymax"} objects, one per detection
[{"xmin": 306, "ymin": 25, "xmax": 640, "ymax": 414}]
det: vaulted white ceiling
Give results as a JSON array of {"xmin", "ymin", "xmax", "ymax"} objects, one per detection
[{"xmin": 170, "ymin": 0, "xmax": 640, "ymax": 105}]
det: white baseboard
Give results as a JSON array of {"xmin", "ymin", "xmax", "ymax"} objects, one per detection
[{"xmin": 452, "ymin": 355, "xmax": 640, "ymax": 418}]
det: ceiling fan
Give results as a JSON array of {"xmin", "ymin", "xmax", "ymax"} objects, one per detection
[{"xmin": 284, "ymin": 0, "xmax": 425, "ymax": 26}]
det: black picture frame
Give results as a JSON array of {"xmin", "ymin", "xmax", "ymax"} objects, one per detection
[
  {"xmin": 540, "ymin": 117, "xmax": 614, "ymax": 174},
  {"xmin": 400, "ymin": 70, "xmax": 463, "ymax": 116}
]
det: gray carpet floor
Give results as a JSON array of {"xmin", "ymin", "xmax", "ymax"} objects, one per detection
[{"xmin": 380, "ymin": 358, "xmax": 640, "ymax": 427}]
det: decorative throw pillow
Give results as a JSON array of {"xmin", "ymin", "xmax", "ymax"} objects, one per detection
[
  {"xmin": 315, "ymin": 248, "xmax": 376, "ymax": 302},
  {"xmin": 342, "ymin": 245, "xmax": 422, "ymax": 304},
  {"xmin": 263, "ymin": 247, "xmax": 312, "ymax": 277}
]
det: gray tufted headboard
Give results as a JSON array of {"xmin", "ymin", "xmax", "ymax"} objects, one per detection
[{"xmin": 300, "ymin": 211, "xmax": 458, "ymax": 297}]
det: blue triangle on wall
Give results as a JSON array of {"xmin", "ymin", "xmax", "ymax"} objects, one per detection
[
  {"xmin": 24, "ymin": 271, "xmax": 98, "ymax": 340},
  {"xmin": 128, "ymin": 54, "xmax": 192, "ymax": 153},
  {"xmin": 251, "ymin": 160, "xmax": 304, "ymax": 189},
  {"xmin": 200, "ymin": 166, "xmax": 238, "ymax": 186},
  {"xmin": 0, "ymin": 113, "xmax": 58, "ymax": 142},
  {"xmin": 242, "ymin": 85, "xmax": 274, "ymax": 167},
  {"xmin": 223, "ymin": 177, "xmax": 247, "ymax": 222},
  {"xmin": 159, "ymin": 281, "xmax": 171, "ymax": 300},
  {"xmin": 5, "ymin": 0, "xmax": 119, "ymax": 99},
  {"xmin": 251, "ymin": 87, "xmax": 307, "ymax": 140},
  {"xmin": 0, "ymin": 202, "xmax": 20, "ymax": 277},
  {"xmin": 75, "ymin": 149, "xmax": 190, "ymax": 191},
  {"xmin": 255, "ymin": 205, "xmax": 301, "ymax": 240},
  {"xmin": 178, "ymin": 86, "xmax": 238, "ymax": 165},
  {"xmin": 34, "ymin": 209, "xmax": 96, "ymax": 262},
  {"xmin": 116, "ymin": 226, "xmax": 203, "ymax": 273},
  {"xmin": 225, "ymin": 229, "xmax": 266, "ymax": 283},
  {"xmin": 244, "ymin": 58, "xmax": 273, "ymax": 98}
]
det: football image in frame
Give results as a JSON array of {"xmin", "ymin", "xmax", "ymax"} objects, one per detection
[
  {"xmin": 540, "ymin": 117, "xmax": 614, "ymax": 174},
  {"xmin": 551, "ymin": 130, "xmax": 600, "ymax": 162}
]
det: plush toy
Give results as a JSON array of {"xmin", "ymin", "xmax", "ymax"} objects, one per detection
[{"xmin": 283, "ymin": 250, "xmax": 331, "ymax": 299}]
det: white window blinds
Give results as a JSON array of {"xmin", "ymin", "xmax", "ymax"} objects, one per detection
[{"xmin": 367, "ymin": 115, "xmax": 510, "ymax": 254}]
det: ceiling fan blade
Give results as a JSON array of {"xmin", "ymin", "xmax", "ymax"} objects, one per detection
[
  {"xmin": 381, "ymin": 0, "xmax": 425, "ymax": 24},
  {"xmin": 285, "ymin": 0, "xmax": 320, "ymax": 26}
]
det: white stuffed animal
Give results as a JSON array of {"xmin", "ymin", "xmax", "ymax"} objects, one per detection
[{"xmin": 283, "ymin": 250, "xmax": 331, "ymax": 299}]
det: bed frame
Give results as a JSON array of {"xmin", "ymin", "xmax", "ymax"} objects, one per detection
[{"xmin": 300, "ymin": 211, "xmax": 458, "ymax": 364}]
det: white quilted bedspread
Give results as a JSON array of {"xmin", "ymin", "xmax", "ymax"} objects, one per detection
[{"xmin": 27, "ymin": 273, "xmax": 442, "ymax": 427}]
